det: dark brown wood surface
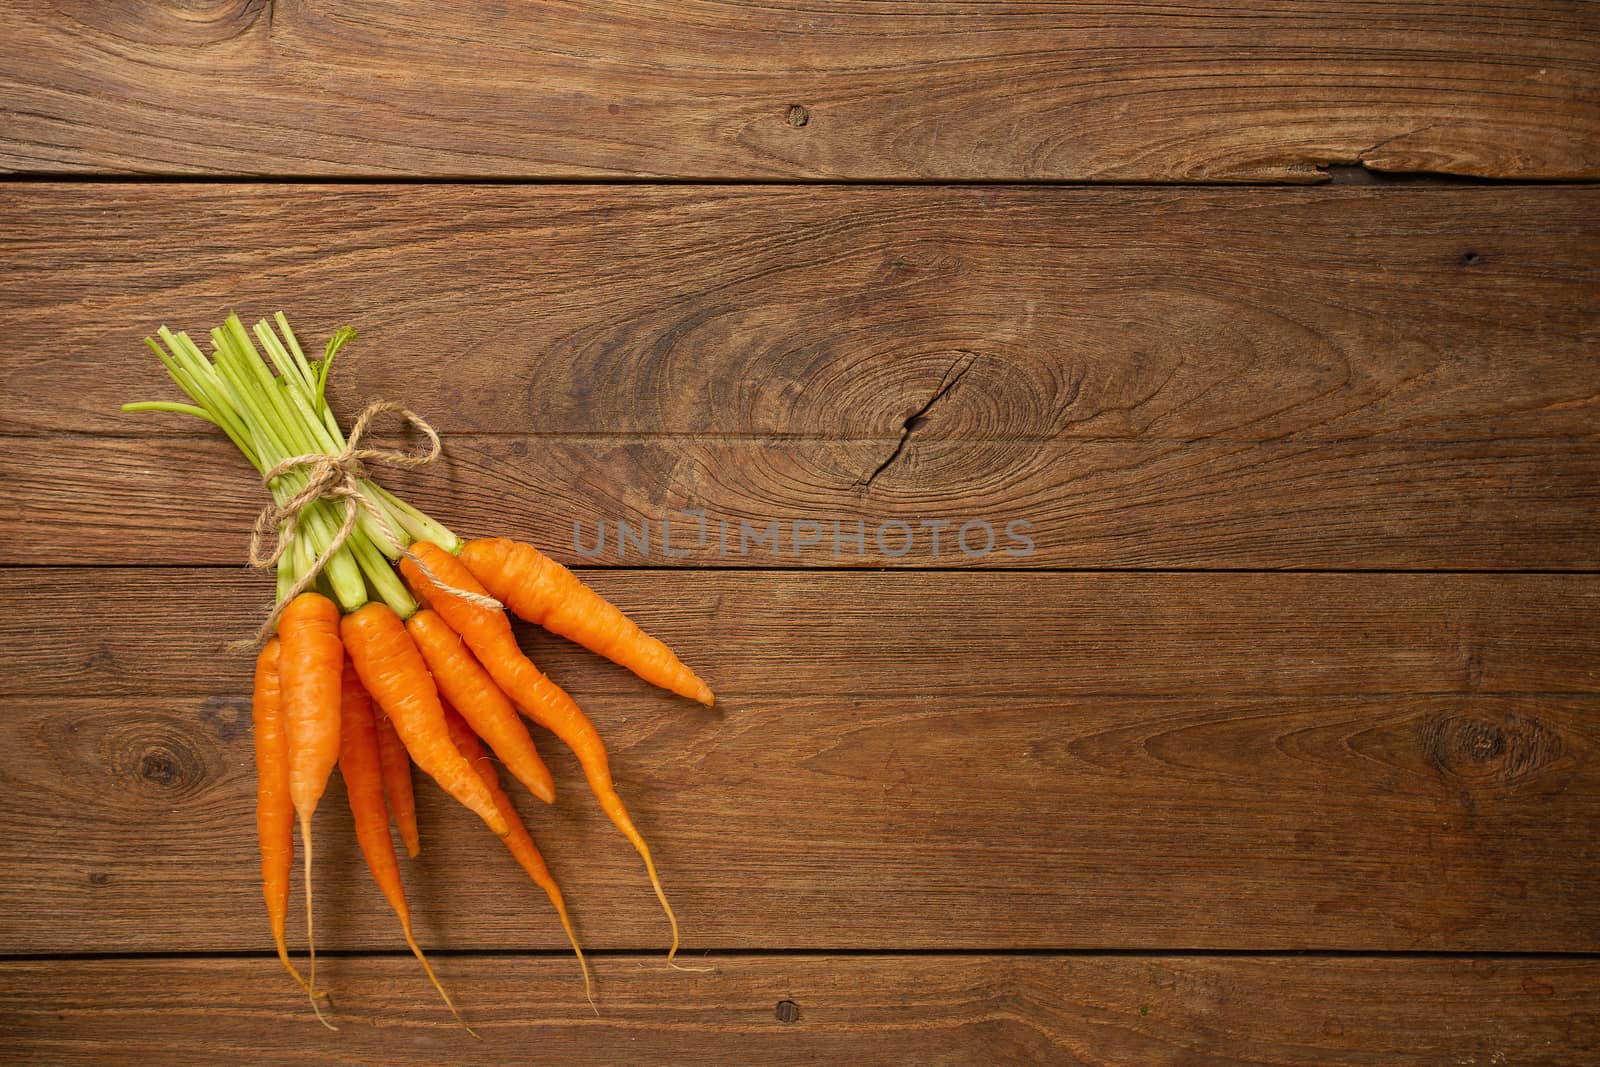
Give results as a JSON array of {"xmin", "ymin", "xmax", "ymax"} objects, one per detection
[
  {"xmin": 3, "ymin": 687, "xmax": 1596, "ymax": 954},
  {"xmin": 2, "ymin": 571, "xmax": 1596, "ymax": 957},
  {"xmin": 10, "ymin": 434, "xmax": 1600, "ymax": 569},
  {"xmin": 1, "ymin": 1, "xmax": 1595, "ymax": 180},
  {"xmin": 3, "ymin": 3, "xmax": 1597, "ymax": 1063},
  {"xmin": 3, "ymin": 185, "xmax": 1596, "ymax": 439},
  {"xmin": 6, "ymin": 569, "xmax": 1599, "ymax": 700},
  {"xmin": 6, "ymin": 955, "xmax": 1598, "ymax": 1066},
  {"xmin": 4, "ymin": 183, "xmax": 1596, "ymax": 574}
]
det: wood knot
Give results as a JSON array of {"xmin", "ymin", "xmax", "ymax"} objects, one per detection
[
  {"xmin": 140, "ymin": 751, "xmax": 183, "ymax": 786},
  {"xmin": 56, "ymin": 0, "xmax": 267, "ymax": 49},
  {"xmin": 1459, "ymin": 250, "xmax": 1483, "ymax": 267},
  {"xmin": 1420, "ymin": 711, "xmax": 1562, "ymax": 786},
  {"xmin": 775, "ymin": 1000, "xmax": 800, "ymax": 1023},
  {"xmin": 181, "ymin": 0, "xmax": 258, "ymax": 11},
  {"xmin": 786, "ymin": 105, "xmax": 810, "ymax": 128},
  {"xmin": 110, "ymin": 725, "xmax": 208, "ymax": 797},
  {"xmin": 169, "ymin": 0, "xmax": 269, "ymax": 27}
]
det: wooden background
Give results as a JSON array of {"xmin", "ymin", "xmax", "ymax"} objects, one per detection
[{"xmin": 2, "ymin": 2, "xmax": 1597, "ymax": 1063}]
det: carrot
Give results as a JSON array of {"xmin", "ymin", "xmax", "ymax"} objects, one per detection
[
  {"xmin": 407, "ymin": 608, "xmax": 556, "ymax": 805},
  {"xmin": 339, "ymin": 664, "xmax": 474, "ymax": 1034},
  {"xmin": 277, "ymin": 591, "xmax": 345, "ymax": 1029},
  {"xmin": 340, "ymin": 601, "xmax": 510, "ymax": 838},
  {"xmin": 460, "ymin": 537, "xmax": 714, "ymax": 706},
  {"xmin": 443, "ymin": 704, "xmax": 593, "ymax": 1006},
  {"xmin": 252, "ymin": 638, "xmax": 309, "ymax": 993},
  {"xmin": 401, "ymin": 542, "xmax": 685, "ymax": 961},
  {"xmin": 372, "ymin": 708, "xmax": 421, "ymax": 859}
]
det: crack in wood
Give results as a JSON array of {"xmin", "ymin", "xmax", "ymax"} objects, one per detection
[
  {"xmin": 857, "ymin": 350, "xmax": 981, "ymax": 490},
  {"xmin": 1358, "ymin": 125, "xmax": 1443, "ymax": 166}
]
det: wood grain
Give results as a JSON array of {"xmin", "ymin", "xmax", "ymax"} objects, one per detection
[
  {"xmin": 4, "ymin": 3, "xmax": 1595, "ymax": 1060},
  {"xmin": 1, "ymin": 669, "xmax": 1596, "ymax": 949},
  {"xmin": 2, "ymin": 185, "xmax": 1596, "ymax": 440},
  {"xmin": 3, "ymin": 569, "xmax": 1598, "ymax": 701},
  {"xmin": 9, "ymin": 434, "xmax": 1600, "ymax": 570},
  {"xmin": 6, "ymin": 955, "xmax": 1598, "ymax": 1066},
  {"xmin": 1, "ymin": 1, "xmax": 1594, "ymax": 180}
]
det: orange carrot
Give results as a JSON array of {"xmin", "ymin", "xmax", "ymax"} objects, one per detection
[
  {"xmin": 277, "ymin": 591, "xmax": 344, "ymax": 1029},
  {"xmin": 401, "ymin": 542, "xmax": 685, "ymax": 961},
  {"xmin": 252, "ymin": 638, "xmax": 308, "ymax": 993},
  {"xmin": 443, "ymin": 704, "xmax": 593, "ymax": 1005},
  {"xmin": 339, "ymin": 664, "xmax": 473, "ymax": 1034},
  {"xmin": 460, "ymin": 537, "xmax": 714, "ymax": 706},
  {"xmin": 372, "ymin": 708, "xmax": 421, "ymax": 859},
  {"xmin": 340, "ymin": 601, "xmax": 509, "ymax": 837},
  {"xmin": 407, "ymin": 608, "xmax": 556, "ymax": 805}
]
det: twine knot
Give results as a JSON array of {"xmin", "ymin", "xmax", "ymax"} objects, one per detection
[
  {"xmin": 248, "ymin": 400, "xmax": 438, "ymax": 573},
  {"xmin": 237, "ymin": 401, "xmax": 500, "ymax": 649}
]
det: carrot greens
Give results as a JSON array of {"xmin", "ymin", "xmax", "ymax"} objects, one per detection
[{"xmin": 122, "ymin": 312, "xmax": 442, "ymax": 617}]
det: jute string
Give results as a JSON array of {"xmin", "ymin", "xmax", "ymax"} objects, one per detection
[{"xmin": 234, "ymin": 400, "xmax": 502, "ymax": 650}]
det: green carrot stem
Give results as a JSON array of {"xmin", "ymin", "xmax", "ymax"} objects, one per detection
[
  {"xmin": 349, "ymin": 533, "xmax": 417, "ymax": 618},
  {"xmin": 120, "ymin": 400, "xmax": 222, "ymax": 428},
  {"xmin": 125, "ymin": 311, "xmax": 454, "ymax": 621},
  {"xmin": 371, "ymin": 484, "xmax": 462, "ymax": 554}
]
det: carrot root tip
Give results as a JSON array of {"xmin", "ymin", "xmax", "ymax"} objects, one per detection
[
  {"xmin": 404, "ymin": 926, "xmax": 476, "ymax": 1038},
  {"xmin": 300, "ymin": 816, "xmax": 338, "ymax": 1031}
]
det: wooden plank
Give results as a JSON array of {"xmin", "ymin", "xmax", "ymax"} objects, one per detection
[
  {"xmin": 2, "ymin": 184, "xmax": 1596, "ymax": 439},
  {"xmin": 2, "ymin": 682, "xmax": 1596, "ymax": 954},
  {"xmin": 6, "ymin": 955, "xmax": 1598, "ymax": 1066},
  {"xmin": 8, "ymin": 434, "xmax": 1600, "ymax": 570},
  {"xmin": 3, "ymin": 569, "xmax": 1598, "ymax": 701},
  {"xmin": 1, "ymin": 2, "xmax": 1594, "ymax": 180}
]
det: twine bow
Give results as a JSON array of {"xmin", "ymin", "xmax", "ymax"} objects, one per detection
[{"xmin": 237, "ymin": 400, "xmax": 501, "ymax": 649}]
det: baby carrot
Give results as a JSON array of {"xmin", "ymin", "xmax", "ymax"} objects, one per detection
[
  {"xmin": 460, "ymin": 537, "xmax": 713, "ymax": 706},
  {"xmin": 372, "ymin": 709, "xmax": 421, "ymax": 858},
  {"xmin": 407, "ymin": 608, "xmax": 556, "ymax": 805},
  {"xmin": 277, "ymin": 591, "xmax": 344, "ymax": 1029},
  {"xmin": 341, "ymin": 601, "xmax": 509, "ymax": 837},
  {"xmin": 339, "ymin": 664, "xmax": 473, "ymax": 1034},
  {"xmin": 401, "ymin": 542, "xmax": 685, "ymax": 961},
  {"xmin": 443, "ymin": 705, "xmax": 592, "ymax": 1005},
  {"xmin": 252, "ymin": 638, "xmax": 308, "ymax": 993}
]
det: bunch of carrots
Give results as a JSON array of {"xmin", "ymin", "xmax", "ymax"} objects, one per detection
[{"xmin": 124, "ymin": 313, "xmax": 714, "ymax": 1030}]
